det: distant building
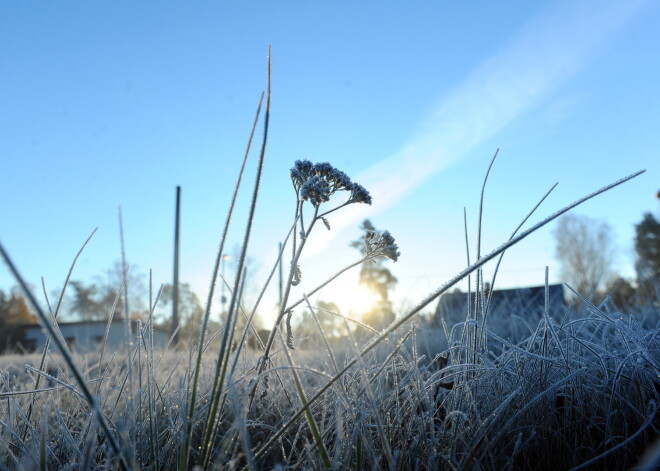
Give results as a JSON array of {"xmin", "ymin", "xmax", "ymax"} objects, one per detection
[
  {"xmin": 1, "ymin": 319, "xmax": 170, "ymax": 354},
  {"xmin": 432, "ymin": 284, "xmax": 566, "ymax": 340}
]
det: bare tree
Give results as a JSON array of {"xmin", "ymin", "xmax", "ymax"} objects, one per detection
[
  {"xmin": 554, "ymin": 214, "xmax": 617, "ymax": 301},
  {"xmin": 69, "ymin": 281, "xmax": 104, "ymax": 321},
  {"xmin": 94, "ymin": 261, "xmax": 146, "ymax": 320},
  {"xmin": 159, "ymin": 282, "xmax": 206, "ymax": 338}
]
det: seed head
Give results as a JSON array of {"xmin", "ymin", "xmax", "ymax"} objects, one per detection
[{"xmin": 362, "ymin": 229, "xmax": 400, "ymax": 262}]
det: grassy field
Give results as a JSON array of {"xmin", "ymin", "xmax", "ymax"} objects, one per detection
[{"xmin": 0, "ymin": 57, "xmax": 658, "ymax": 470}]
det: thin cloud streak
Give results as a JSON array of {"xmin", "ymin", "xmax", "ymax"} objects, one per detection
[{"xmin": 304, "ymin": 0, "xmax": 650, "ymax": 256}]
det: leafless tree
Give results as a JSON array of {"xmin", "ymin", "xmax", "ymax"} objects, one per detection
[{"xmin": 554, "ymin": 213, "xmax": 617, "ymax": 301}]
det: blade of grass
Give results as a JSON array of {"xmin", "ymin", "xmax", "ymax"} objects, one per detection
[
  {"xmin": 179, "ymin": 86, "xmax": 265, "ymax": 471},
  {"xmin": 117, "ymin": 207, "xmax": 135, "ymax": 469},
  {"xmin": 228, "ymin": 384, "xmax": 257, "ymax": 471},
  {"xmin": 303, "ymin": 295, "xmax": 340, "ymax": 375},
  {"xmin": 483, "ymin": 182, "xmax": 558, "ymax": 346},
  {"xmin": 21, "ymin": 228, "xmax": 97, "ymax": 443},
  {"xmin": 95, "ymin": 278, "xmax": 125, "ymax": 396},
  {"xmin": 279, "ymin": 329, "xmax": 332, "ymax": 470},
  {"xmin": 341, "ymin": 319, "xmax": 394, "ymax": 469},
  {"xmin": 473, "ymin": 149, "xmax": 499, "ymax": 364},
  {"xmin": 571, "ymin": 400, "xmax": 657, "ymax": 471},
  {"xmin": 198, "ymin": 46, "xmax": 272, "ymax": 469}
]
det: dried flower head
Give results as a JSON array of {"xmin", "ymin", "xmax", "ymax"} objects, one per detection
[
  {"xmin": 313, "ymin": 162, "xmax": 353, "ymax": 191},
  {"xmin": 290, "ymin": 159, "xmax": 315, "ymax": 189},
  {"xmin": 300, "ymin": 176, "xmax": 331, "ymax": 206},
  {"xmin": 290, "ymin": 159, "xmax": 370, "ymax": 206},
  {"xmin": 349, "ymin": 183, "xmax": 372, "ymax": 205},
  {"xmin": 312, "ymin": 162, "xmax": 334, "ymax": 177},
  {"xmin": 363, "ymin": 229, "xmax": 400, "ymax": 262}
]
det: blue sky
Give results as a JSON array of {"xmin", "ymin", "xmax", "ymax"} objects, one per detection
[{"xmin": 1, "ymin": 1, "xmax": 659, "ymax": 324}]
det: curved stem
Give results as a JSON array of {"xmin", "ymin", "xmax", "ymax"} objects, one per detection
[{"xmin": 318, "ymin": 199, "xmax": 351, "ymax": 218}]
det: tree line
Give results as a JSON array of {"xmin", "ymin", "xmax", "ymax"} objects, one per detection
[{"xmin": 2, "ymin": 211, "xmax": 657, "ymax": 350}]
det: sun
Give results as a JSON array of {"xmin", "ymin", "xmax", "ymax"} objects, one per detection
[
  {"xmin": 326, "ymin": 276, "xmax": 380, "ymax": 317},
  {"xmin": 347, "ymin": 283, "xmax": 380, "ymax": 315}
]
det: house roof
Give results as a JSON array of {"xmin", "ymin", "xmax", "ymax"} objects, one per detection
[
  {"xmin": 7, "ymin": 318, "xmax": 169, "ymax": 334},
  {"xmin": 434, "ymin": 284, "xmax": 565, "ymax": 325}
]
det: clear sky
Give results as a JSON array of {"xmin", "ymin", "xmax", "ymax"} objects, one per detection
[{"xmin": 1, "ymin": 1, "xmax": 659, "ymax": 325}]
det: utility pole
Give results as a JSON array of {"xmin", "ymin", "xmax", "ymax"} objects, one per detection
[
  {"xmin": 172, "ymin": 186, "xmax": 181, "ymax": 344},
  {"xmin": 278, "ymin": 242, "xmax": 283, "ymax": 309}
]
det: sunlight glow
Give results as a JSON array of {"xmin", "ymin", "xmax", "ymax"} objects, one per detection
[
  {"xmin": 326, "ymin": 276, "xmax": 380, "ymax": 318},
  {"xmin": 258, "ymin": 276, "xmax": 380, "ymax": 329},
  {"xmin": 348, "ymin": 284, "xmax": 381, "ymax": 317}
]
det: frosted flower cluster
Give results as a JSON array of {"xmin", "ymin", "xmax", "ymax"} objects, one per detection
[
  {"xmin": 364, "ymin": 229, "xmax": 400, "ymax": 262},
  {"xmin": 349, "ymin": 183, "xmax": 372, "ymax": 205},
  {"xmin": 299, "ymin": 176, "xmax": 330, "ymax": 206},
  {"xmin": 291, "ymin": 159, "xmax": 372, "ymax": 206}
]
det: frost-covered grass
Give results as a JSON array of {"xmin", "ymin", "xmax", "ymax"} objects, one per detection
[
  {"xmin": 0, "ymin": 54, "xmax": 657, "ymax": 470},
  {"xmin": 0, "ymin": 299, "xmax": 657, "ymax": 470}
]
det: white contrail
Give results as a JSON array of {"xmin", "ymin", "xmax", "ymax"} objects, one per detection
[{"xmin": 303, "ymin": 0, "xmax": 650, "ymax": 256}]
